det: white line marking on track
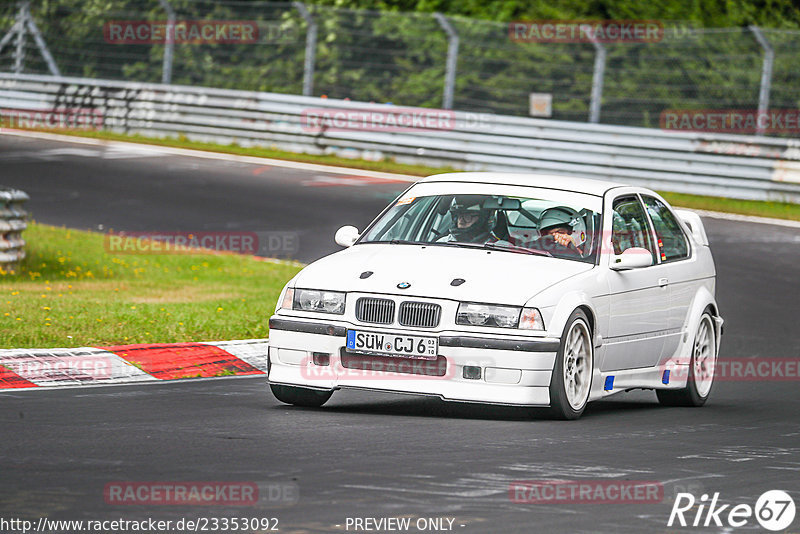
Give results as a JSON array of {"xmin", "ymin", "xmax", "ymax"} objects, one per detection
[
  {"xmin": 301, "ymin": 175, "xmax": 409, "ymax": 187},
  {"xmin": 0, "ymin": 372, "xmax": 264, "ymax": 393},
  {"xmin": 4, "ymin": 130, "xmax": 798, "ymax": 227},
  {"xmin": 1, "ymin": 129, "xmax": 419, "ymax": 181}
]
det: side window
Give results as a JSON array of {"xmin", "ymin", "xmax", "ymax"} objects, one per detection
[
  {"xmin": 642, "ymin": 196, "xmax": 689, "ymax": 262},
  {"xmin": 611, "ymin": 196, "xmax": 657, "ymax": 264},
  {"xmin": 364, "ymin": 196, "xmax": 437, "ymax": 241}
]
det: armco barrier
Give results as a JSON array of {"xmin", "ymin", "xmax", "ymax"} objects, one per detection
[
  {"xmin": 1, "ymin": 73, "xmax": 800, "ymax": 202},
  {"xmin": 0, "ymin": 187, "xmax": 28, "ymax": 273}
]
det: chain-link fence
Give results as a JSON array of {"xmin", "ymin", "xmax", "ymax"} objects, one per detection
[{"xmin": 1, "ymin": 0, "xmax": 799, "ymax": 129}]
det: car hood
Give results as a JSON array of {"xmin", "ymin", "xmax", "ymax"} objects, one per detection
[{"xmin": 293, "ymin": 244, "xmax": 594, "ymax": 306}]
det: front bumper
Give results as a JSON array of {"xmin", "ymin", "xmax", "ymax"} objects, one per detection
[{"xmin": 267, "ymin": 316, "xmax": 561, "ymax": 407}]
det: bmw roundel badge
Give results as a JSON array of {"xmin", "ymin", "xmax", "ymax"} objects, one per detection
[{"xmin": 397, "ymin": 282, "xmax": 411, "ymax": 289}]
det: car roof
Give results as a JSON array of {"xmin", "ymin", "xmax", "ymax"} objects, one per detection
[{"xmin": 419, "ymin": 172, "xmax": 630, "ymax": 196}]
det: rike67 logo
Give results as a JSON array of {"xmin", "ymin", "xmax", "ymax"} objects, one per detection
[{"xmin": 668, "ymin": 490, "xmax": 796, "ymax": 531}]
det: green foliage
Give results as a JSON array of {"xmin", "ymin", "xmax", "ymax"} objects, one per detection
[
  {"xmin": 307, "ymin": 0, "xmax": 800, "ymax": 28},
  {"xmin": 2, "ymin": 0, "xmax": 798, "ymax": 126}
]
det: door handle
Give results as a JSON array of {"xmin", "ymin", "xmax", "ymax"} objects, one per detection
[{"xmin": 658, "ymin": 277, "xmax": 669, "ymax": 287}]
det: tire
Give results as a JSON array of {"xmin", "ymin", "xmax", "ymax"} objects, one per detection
[
  {"xmin": 270, "ymin": 383, "xmax": 333, "ymax": 407},
  {"xmin": 657, "ymin": 311, "xmax": 717, "ymax": 407},
  {"xmin": 548, "ymin": 309, "xmax": 594, "ymax": 420}
]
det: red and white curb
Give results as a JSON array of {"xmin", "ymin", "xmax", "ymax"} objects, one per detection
[{"xmin": 0, "ymin": 339, "xmax": 268, "ymax": 389}]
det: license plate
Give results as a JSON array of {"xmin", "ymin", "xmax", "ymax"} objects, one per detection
[{"xmin": 346, "ymin": 330, "xmax": 438, "ymax": 360}]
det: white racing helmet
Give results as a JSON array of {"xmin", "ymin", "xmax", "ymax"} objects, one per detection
[{"xmin": 539, "ymin": 206, "xmax": 587, "ymax": 248}]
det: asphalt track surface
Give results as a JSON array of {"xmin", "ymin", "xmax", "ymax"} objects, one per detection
[{"xmin": 1, "ymin": 133, "xmax": 800, "ymax": 533}]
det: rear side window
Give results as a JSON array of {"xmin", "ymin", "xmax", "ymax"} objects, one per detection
[
  {"xmin": 611, "ymin": 196, "xmax": 657, "ymax": 264},
  {"xmin": 642, "ymin": 196, "xmax": 689, "ymax": 262}
]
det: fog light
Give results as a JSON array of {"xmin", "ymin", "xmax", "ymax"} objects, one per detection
[
  {"xmin": 463, "ymin": 366, "xmax": 481, "ymax": 380},
  {"xmin": 312, "ymin": 352, "xmax": 330, "ymax": 366}
]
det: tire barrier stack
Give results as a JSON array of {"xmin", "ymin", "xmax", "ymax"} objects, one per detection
[{"xmin": 0, "ymin": 187, "xmax": 29, "ymax": 273}]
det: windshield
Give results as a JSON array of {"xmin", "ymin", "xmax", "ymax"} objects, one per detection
[{"xmin": 360, "ymin": 193, "xmax": 602, "ymax": 263}]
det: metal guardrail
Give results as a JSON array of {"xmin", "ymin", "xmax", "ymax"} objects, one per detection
[
  {"xmin": 4, "ymin": 1, "xmax": 800, "ymax": 127},
  {"xmin": 1, "ymin": 73, "xmax": 800, "ymax": 203},
  {"xmin": 0, "ymin": 186, "xmax": 28, "ymax": 273}
]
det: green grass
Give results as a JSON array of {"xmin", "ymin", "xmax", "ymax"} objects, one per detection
[
  {"xmin": 0, "ymin": 223, "xmax": 302, "ymax": 349},
  {"xmin": 23, "ymin": 127, "xmax": 800, "ymax": 222},
  {"xmin": 658, "ymin": 191, "xmax": 800, "ymax": 221}
]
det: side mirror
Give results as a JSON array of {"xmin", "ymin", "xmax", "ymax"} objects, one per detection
[
  {"xmin": 334, "ymin": 225, "xmax": 360, "ymax": 247},
  {"xmin": 610, "ymin": 247, "xmax": 653, "ymax": 271}
]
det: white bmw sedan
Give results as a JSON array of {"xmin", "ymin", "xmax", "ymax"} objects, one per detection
[{"xmin": 268, "ymin": 172, "xmax": 723, "ymax": 419}]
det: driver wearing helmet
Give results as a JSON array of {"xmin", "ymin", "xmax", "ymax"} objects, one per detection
[
  {"xmin": 440, "ymin": 195, "xmax": 496, "ymax": 243},
  {"xmin": 539, "ymin": 207, "xmax": 584, "ymax": 255}
]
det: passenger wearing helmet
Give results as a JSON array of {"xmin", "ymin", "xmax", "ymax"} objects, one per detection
[
  {"xmin": 538, "ymin": 207, "xmax": 584, "ymax": 255},
  {"xmin": 440, "ymin": 195, "xmax": 496, "ymax": 243}
]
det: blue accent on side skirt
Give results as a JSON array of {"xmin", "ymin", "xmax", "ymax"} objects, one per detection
[
  {"xmin": 604, "ymin": 376, "xmax": 614, "ymax": 391},
  {"xmin": 662, "ymin": 370, "xmax": 670, "ymax": 384}
]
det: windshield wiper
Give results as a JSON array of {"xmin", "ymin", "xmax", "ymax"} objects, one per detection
[
  {"xmin": 432, "ymin": 241, "xmax": 551, "ymax": 256},
  {"xmin": 435, "ymin": 241, "xmax": 481, "ymax": 248},
  {"xmin": 482, "ymin": 242, "xmax": 552, "ymax": 256},
  {"xmin": 387, "ymin": 239, "xmax": 426, "ymax": 245},
  {"xmin": 383, "ymin": 240, "xmax": 552, "ymax": 257}
]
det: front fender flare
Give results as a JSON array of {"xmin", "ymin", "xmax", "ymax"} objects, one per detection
[{"xmin": 539, "ymin": 291, "xmax": 599, "ymax": 346}]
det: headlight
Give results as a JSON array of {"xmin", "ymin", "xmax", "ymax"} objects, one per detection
[
  {"xmin": 455, "ymin": 303, "xmax": 545, "ymax": 330},
  {"xmin": 293, "ymin": 288, "xmax": 346, "ymax": 314},
  {"xmin": 456, "ymin": 303, "xmax": 521, "ymax": 328}
]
